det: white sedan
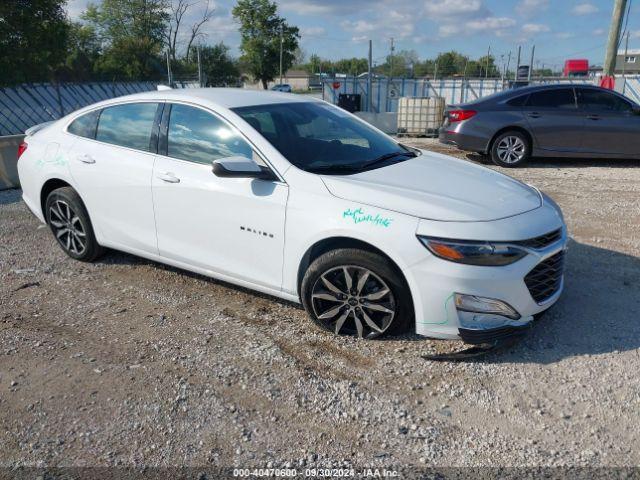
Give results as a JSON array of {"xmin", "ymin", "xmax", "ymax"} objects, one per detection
[{"xmin": 17, "ymin": 89, "xmax": 567, "ymax": 343}]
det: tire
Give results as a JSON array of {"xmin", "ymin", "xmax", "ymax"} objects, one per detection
[
  {"xmin": 45, "ymin": 186, "xmax": 104, "ymax": 262},
  {"xmin": 490, "ymin": 130, "xmax": 531, "ymax": 167},
  {"xmin": 301, "ymin": 248, "xmax": 414, "ymax": 339}
]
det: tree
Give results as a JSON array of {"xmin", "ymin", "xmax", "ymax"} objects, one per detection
[
  {"xmin": 165, "ymin": 0, "xmax": 215, "ymax": 62},
  {"xmin": 83, "ymin": 0, "xmax": 169, "ymax": 79},
  {"xmin": 0, "ymin": 0, "xmax": 70, "ymax": 85},
  {"xmin": 199, "ymin": 42, "xmax": 240, "ymax": 86},
  {"xmin": 232, "ymin": 0, "xmax": 299, "ymax": 89},
  {"xmin": 61, "ymin": 22, "xmax": 101, "ymax": 82}
]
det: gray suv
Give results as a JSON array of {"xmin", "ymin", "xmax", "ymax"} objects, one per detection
[{"xmin": 439, "ymin": 84, "xmax": 640, "ymax": 167}]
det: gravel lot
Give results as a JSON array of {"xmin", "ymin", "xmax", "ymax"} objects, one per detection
[{"xmin": 1, "ymin": 140, "xmax": 640, "ymax": 475}]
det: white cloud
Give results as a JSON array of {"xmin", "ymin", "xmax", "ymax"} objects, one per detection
[
  {"xmin": 516, "ymin": 0, "xmax": 549, "ymax": 16},
  {"xmin": 301, "ymin": 26, "xmax": 326, "ymax": 37},
  {"xmin": 522, "ymin": 23, "xmax": 550, "ymax": 34},
  {"xmin": 572, "ymin": 3, "xmax": 598, "ymax": 15},
  {"xmin": 593, "ymin": 28, "xmax": 606, "ymax": 36},
  {"xmin": 424, "ymin": 0, "xmax": 487, "ymax": 19},
  {"xmin": 631, "ymin": 30, "xmax": 640, "ymax": 39},
  {"xmin": 466, "ymin": 16, "xmax": 517, "ymax": 32}
]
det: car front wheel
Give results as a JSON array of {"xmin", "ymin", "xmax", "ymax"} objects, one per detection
[
  {"xmin": 45, "ymin": 186, "xmax": 104, "ymax": 262},
  {"xmin": 301, "ymin": 248, "xmax": 413, "ymax": 339},
  {"xmin": 490, "ymin": 130, "xmax": 531, "ymax": 167}
]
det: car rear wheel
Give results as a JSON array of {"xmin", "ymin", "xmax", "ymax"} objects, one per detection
[
  {"xmin": 45, "ymin": 187, "xmax": 104, "ymax": 262},
  {"xmin": 491, "ymin": 131, "xmax": 531, "ymax": 167},
  {"xmin": 301, "ymin": 248, "xmax": 413, "ymax": 339}
]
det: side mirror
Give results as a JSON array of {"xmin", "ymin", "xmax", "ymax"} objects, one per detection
[{"xmin": 212, "ymin": 156, "xmax": 277, "ymax": 181}]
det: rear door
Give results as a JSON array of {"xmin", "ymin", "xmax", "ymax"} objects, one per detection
[
  {"xmin": 67, "ymin": 102, "xmax": 161, "ymax": 254},
  {"xmin": 523, "ymin": 87, "xmax": 584, "ymax": 153},
  {"xmin": 576, "ymin": 87, "xmax": 640, "ymax": 156}
]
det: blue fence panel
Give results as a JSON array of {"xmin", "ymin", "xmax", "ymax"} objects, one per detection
[{"xmin": 0, "ymin": 81, "xmax": 158, "ymax": 136}]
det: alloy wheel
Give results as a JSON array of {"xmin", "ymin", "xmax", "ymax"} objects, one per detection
[
  {"xmin": 311, "ymin": 265, "xmax": 396, "ymax": 338},
  {"xmin": 49, "ymin": 199, "xmax": 87, "ymax": 256},
  {"xmin": 496, "ymin": 136, "xmax": 526, "ymax": 164}
]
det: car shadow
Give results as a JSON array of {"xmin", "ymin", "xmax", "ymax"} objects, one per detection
[
  {"xmin": 480, "ymin": 238, "xmax": 640, "ymax": 364},
  {"xmin": 96, "ymin": 239, "xmax": 640, "ymax": 362},
  {"xmin": 465, "ymin": 153, "xmax": 640, "ymax": 169}
]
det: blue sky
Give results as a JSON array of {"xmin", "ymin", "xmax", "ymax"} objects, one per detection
[{"xmin": 66, "ymin": 0, "xmax": 639, "ymax": 69}]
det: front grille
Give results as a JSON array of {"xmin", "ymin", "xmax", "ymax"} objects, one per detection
[
  {"xmin": 515, "ymin": 228, "xmax": 562, "ymax": 249},
  {"xmin": 459, "ymin": 325, "xmax": 530, "ymax": 345},
  {"xmin": 525, "ymin": 251, "xmax": 565, "ymax": 303}
]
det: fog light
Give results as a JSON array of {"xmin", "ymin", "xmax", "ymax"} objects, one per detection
[{"xmin": 454, "ymin": 293, "xmax": 520, "ymax": 320}]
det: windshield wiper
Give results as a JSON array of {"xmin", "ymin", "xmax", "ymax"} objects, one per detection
[
  {"xmin": 306, "ymin": 164, "xmax": 363, "ymax": 174},
  {"xmin": 358, "ymin": 150, "xmax": 417, "ymax": 170}
]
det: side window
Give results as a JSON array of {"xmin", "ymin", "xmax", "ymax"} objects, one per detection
[
  {"xmin": 167, "ymin": 104, "xmax": 253, "ymax": 165},
  {"xmin": 68, "ymin": 110, "xmax": 100, "ymax": 139},
  {"xmin": 506, "ymin": 95, "xmax": 528, "ymax": 107},
  {"xmin": 526, "ymin": 89, "xmax": 576, "ymax": 109},
  {"xmin": 577, "ymin": 89, "xmax": 633, "ymax": 112},
  {"xmin": 96, "ymin": 103, "xmax": 158, "ymax": 151}
]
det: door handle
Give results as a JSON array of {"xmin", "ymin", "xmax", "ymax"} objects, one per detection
[
  {"xmin": 77, "ymin": 154, "xmax": 95, "ymax": 164},
  {"xmin": 527, "ymin": 112, "xmax": 541, "ymax": 119},
  {"xmin": 157, "ymin": 172, "xmax": 180, "ymax": 183},
  {"xmin": 586, "ymin": 114, "xmax": 600, "ymax": 121}
]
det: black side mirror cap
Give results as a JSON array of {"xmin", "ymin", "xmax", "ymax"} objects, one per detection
[{"xmin": 212, "ymin": 161, "xmax": 278, "ymax": 181}]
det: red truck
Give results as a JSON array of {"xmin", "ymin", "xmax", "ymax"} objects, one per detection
[{"xmin": 563, "ymin": 59, "xmax": 589, "ymax": 77}]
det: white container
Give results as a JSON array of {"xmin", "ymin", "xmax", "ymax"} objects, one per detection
[{"xmin": 397, "ymin": 96, "xmax": 446, "ymax": 136}]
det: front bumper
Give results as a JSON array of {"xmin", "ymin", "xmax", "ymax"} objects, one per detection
[{"xmin": 407, "ymin": 222, "xmax": 567, "ymax": 341}]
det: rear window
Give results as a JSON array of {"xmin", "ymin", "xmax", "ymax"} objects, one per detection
[
  {"xmin": 506, "ymin": 95, "xmax": 528, "ymax": 107},
  {"xmin": 526, "ymin": 88, "xmax": 576, "ymax": 109},
  {"xmin": 96, "ymin": 103, "xmax": 159, "ymax": 152},
  {"xmin": 68, "ymin": 110, "xmax": 100, "ymax": 139}
]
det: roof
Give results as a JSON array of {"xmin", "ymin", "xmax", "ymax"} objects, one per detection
[{"xmin": 128, "ymin": 87, "xmax": 320, "ymax": 109}]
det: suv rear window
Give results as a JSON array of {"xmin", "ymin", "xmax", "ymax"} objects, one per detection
[{"xmin": 526, "ymin": 88, "xmax": 576, "ymax": 109}]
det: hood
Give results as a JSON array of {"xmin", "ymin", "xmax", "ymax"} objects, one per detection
[{"xmin": 320, "ymin": 152, "xmax": 542, "ymax": 222}]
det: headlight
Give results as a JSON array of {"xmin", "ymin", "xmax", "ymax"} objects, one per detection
[{"xmin": 418, "ymin": 236, "xmax": 527, "ymax": 266}]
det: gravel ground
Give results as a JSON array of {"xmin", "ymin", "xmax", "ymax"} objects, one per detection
[{"xmin": 1, "ymin": 141, "xmax": 640, "ymax": 475}]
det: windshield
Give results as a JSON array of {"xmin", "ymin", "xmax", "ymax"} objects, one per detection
[{"xmin": 232, "ymin": 101, "xmax": 417, "ymax": 174}]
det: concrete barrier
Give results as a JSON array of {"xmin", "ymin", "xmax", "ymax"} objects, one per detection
[{"xmin": 0, "ymin": 135, "xmax": 24, "ymax": 190}]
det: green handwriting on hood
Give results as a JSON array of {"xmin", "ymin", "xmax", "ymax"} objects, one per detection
[{"xmin": 343, "ymin": 207, "xmax": 392, "ymax": 228}]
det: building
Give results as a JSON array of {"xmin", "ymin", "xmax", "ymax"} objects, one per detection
[
  {"xmin": 616, "ymin": 49, "xmax": 640, "ymax": 74},
  {"xmin": 244, "ymin": 70, "xmax": 313, "ymax": 91}
]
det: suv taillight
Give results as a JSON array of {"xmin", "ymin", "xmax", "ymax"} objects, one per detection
[
  {"xmin": 448, "ymin": 110, "xmax": 477, "ymax": 123},
  {"xmin": 17, "ymin": 141, "xmax": 28, "ymax": 160}
]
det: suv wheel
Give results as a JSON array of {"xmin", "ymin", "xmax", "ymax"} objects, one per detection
[
  {"xmin": 491, "ymin": 131, "xmax": 531, "ymax": 167},
  {"xmin": 45, "ymin": 187, "xmax": 104, "ymax": 262},
  {"xmin": 301, "ymin": 248, "xmax": 413, "ymax": 339}
]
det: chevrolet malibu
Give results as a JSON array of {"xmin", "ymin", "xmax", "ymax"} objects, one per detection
[{"xmin": 17, "ymin": 89, "xmax": 567, "ymax": 343}]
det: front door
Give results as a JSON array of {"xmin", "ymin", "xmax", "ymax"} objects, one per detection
[
  {"xmin": 576, "ymin": 87, "xmax": 640, "ymax": 156},
  {"xmin": 523, "ymin": 87, "xmax": 584, "ymax": 153},
  {"xmin": 68, "ymin": 102, "xmax": 160, "ymax": 254},
  {"xmin": 151, "ymin": 103, "xmax": 288, "ymax": 290}
]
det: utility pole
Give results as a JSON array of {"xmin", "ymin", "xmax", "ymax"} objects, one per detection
[
  {"xmin": 279, "ymin": 25, "xmax": 284, "ymax": 86},
  {"xmin": 515, "ymin": 46, "xmax": 521, "ymax": 80},
  {"xmin": 528, "ymin": 45, "xmax": 535, "ymax": 82},
  {"xmin": 485, "ymin": 46, "xmax": 491, "ymax": 79},
  {"xmin": 197, "ymin": 46, "xmax": 203, "ymax": 87},
  {"xmin": 602, "ymin": 0, "xmax": 628, "ymax": 87},
  {"xmin": 622, "ymin": 30, "xmax": 630, "ymax": 94},
  {"xmin": 505, "ymin": 51, "xmax": 511, "ymax": 85},
  {"xmin": 367, "ymin": 39, "xmax": 373, "ymax": 112},
  {"xmin": 166, "ymin": 50, "xmax": 172, "ymax": 86},
  {"xmin": 389, "ymin": 37, "xmax": 395, "ymax": 78}
]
